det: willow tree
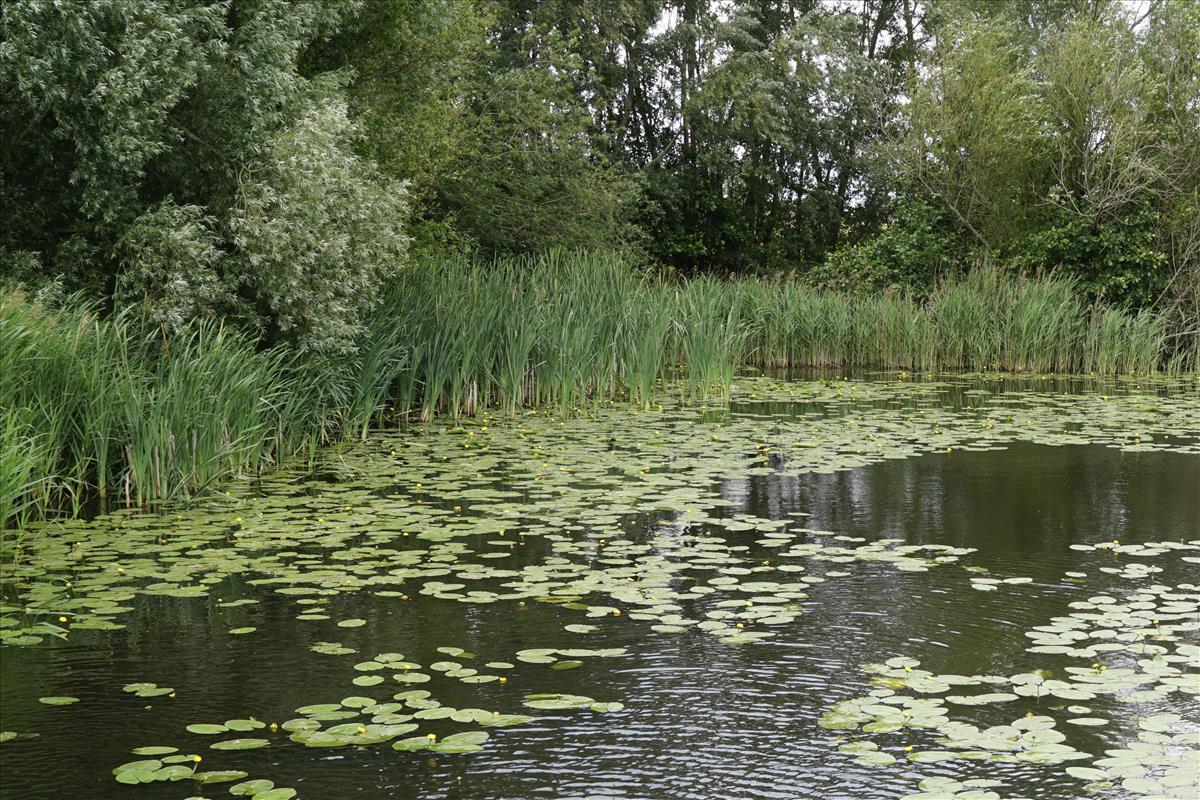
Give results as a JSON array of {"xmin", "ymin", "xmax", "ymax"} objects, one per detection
[{"xmin": 1, "ymin": 0, "xmax": 408, "ymax": 355}]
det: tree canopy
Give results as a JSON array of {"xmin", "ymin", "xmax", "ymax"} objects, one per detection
[{"xmin": 3, "ymin": 0, "xmax": 1197, "ymax": 348}]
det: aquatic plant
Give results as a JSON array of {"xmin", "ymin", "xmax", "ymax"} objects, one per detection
[
  {"xmin": 2, "ymin": 375, "xmax": 1197, "ymax": 797},
  {"xmin": 0, "ymin": 282, "xmax": 434, "ymax": 529},
  {"xmin": 3, "ymin": 255, "xmax": 1194, "ymax": 530}
]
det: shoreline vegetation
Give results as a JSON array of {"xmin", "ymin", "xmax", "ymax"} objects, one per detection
[{"xmin": 3, "ymin": 251, "xmax": 1196, "ymax": 532}]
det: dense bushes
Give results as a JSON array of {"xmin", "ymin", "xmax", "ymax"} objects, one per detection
[
  {"xmin": 1, "ymin": 0, "xmax": 409, "ymax": 358},
  {"xmin": 810, "ymin": 202, "xmax": 966, "ymax": 294}
]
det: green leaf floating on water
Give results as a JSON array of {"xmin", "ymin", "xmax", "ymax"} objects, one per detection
[
  {"xmin": 38, "ymin": 696, "xmax": 79, "ymax": 705},
  {"xmin": 131, "ymin": 746, "xmax": 178, "ymax": 756},
  {"xmin": 854, "ymin": 751, "xmax": 896, "ymax": 767},
  {"xmin": 229, "ymin": 627, "xmax": 257, "ymax": 635},
  {"xmin": 210, "ymin": 738, "xmax": 269, "ymax": 751},
  {"xmin": 479, "ymin": 714, "xmax": 533, "ymax": 727},
  {"xmin": 588, "ymin": 701, "xmax": 624, "ymax": 713},
  {"xmin": 430, "ymin": 739, "xmax": 488, "ymax": 753},
  {"xmin": 230, "ymin": 779, "xmax": 274, "ymax": 796},
  {"xmin": 194, "ymin": 770, "xmax": 249, "ymax": 784},
  {"xmin": 523, "ymin": 693, "xmax": 595, "ymax": 710},
  {"xmin": 114, "ymin": 759, "xmax": 162, "ymax": 775},
  {"xmin": 392, "ymin": 736, "xmax": 432, "ymax": 751},
  {"xmin": 906, "ymin": 750, "xmax": 959, "ymax": 763},
  {"xmin": 186, "ymin": 723, "xmax": 229, "ymax": 735},
  {"xmin": 161, "ymin": 754, "xmax": 198, "ymax": 764},
  {"xmin": 337, "ymin": 619, "xmax": 366, "ymax": 628},
  {"xmin": 515, "ymin": 649, "xmax": 557, "ymax": 664},
  {"xmin": 154, "ymin": 765, "xmax": 194, "ymax": 781},
  {"xmin": 414, "ymin": 707, "xmax": 453, "ymax": 720},
  {"xmin": 123, "ymin": 683, "xmax": 174, "ymax": 698},
  {"xmin": 281, "ymin": 718, "xmax": 320, "ymax": 732},
  {"xmin": 112, "ymin": 756, "xmax": 197, "ymax": 785},
  {"xmin": 224, "ymin": 719, "xmax": 266, "ymax": 731},
  {"xmin": 392, "ymin": 672, "xmax": 430, "ymax": 684},
  {"xmin": 251, "ymin": 790, "xmax": 297, "ymax": 800}
]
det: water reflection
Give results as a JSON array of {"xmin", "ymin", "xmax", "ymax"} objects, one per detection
[{"xmin": 722, "ymin": 442, "xmax": 1199, "ymax": 561}]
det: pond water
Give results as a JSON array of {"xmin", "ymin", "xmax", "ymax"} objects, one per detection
[{"xmin": 2, "ymin": 375, "xmax": 1198, "ymax": 800}]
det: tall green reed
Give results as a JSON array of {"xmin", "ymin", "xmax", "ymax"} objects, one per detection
[{"xmin": 5, "ymin": 253, "xmax": 1191, "ymax": 530}]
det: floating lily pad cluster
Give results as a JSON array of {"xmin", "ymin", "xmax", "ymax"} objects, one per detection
[
  {"xmin": 123, "ymin": 682, "xmax": 174, "ymax": 698},
  {"xmin": 3, "ymin": 377, "xmax": 1196, "ymax": 650},
  {"xmin": 3, "ymin": 375, "xmax": 1197, "ymax": 800},
  {"xmin": 819, "ymin": 555, "xmax": 1200, "ymax": 800},
  {"xmin": 122, "ymin": 634, "xmax": 632, "ymax": 784}
]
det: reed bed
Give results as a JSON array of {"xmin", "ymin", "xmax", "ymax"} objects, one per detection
[
  {"xmin": 387, "ymin": 252, "xmax": 1180, "ymax": 419},
  {"xmin": 2, "ymin": 251, "xmax": 1191, "ymax": 529},
  {"xmin": 0, "ymin": 292, "xmax": 399, "ymax": 532}
]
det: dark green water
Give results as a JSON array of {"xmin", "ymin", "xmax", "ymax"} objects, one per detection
[{"xmin": 2, "ymin": 378, "xmax": 1198, "ymax": 800}]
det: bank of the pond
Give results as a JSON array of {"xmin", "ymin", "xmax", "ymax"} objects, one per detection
[{"xmin": 2, "ymin": 252, "xmax": 1195, "ymax": 528}]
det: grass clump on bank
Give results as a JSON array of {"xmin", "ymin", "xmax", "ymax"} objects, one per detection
[
  {"xmin": 0, "ymin": 291, "xmax": 405, "ymax": 531},
  {"xmin": 2, "ymin": 251, "xmax": 1193, "ymax": 529},
  {"xmin": 390, "ymin": 252, "xmax": 1185, "ymax": 421},
  {"xmin": 738, "ymin": 267, "xmax": 1180, "ymax": 375}
]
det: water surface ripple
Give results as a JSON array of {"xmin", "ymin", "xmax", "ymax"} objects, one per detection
[{"xmin": 2, "ymin": 380, "xmax": 1198, "ymax": 800}]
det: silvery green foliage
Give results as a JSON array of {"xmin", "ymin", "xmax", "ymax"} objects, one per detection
[
  {"xmin": 0, "ymin": 0, "xmax": 225, "ymax": 224},
  {"xmin": 2, "ymin": 0, "xmax": 383, "ymax": 353},
  {"xmin": 116, "ymin": 201, "xmax": 226, "ymax": 333},
  {"xmin": 229, "ymin": 100, "xmax": 409, "ymax": 356}
]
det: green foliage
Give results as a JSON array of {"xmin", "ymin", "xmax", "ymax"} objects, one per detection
[
  {"xmin": 309, "ymin": 0, "xmax": 642, "ymax": 255},
  {"xmin": 0, "ymin": 0, "xmax": 226, "ymax": 226},
  {"xmin": 812, "ymin": 201, "xmax": 967, "ymax": 293},
  {"xmin": 302, "ymin": 0, "xmax": 488, "ymax": 219},
  {"xmin": 0, "ymin": 286, "xmax": 411, "ymax": 528},
  {"xmin": 116, "ymin": 201, "xmax": 225, "ymax": 333},
  {"xmin": 6, "ymin": 0, "xmax": 1193, "ymax": 314},
  {"xmin": 378, "ymin": 253, "xmax": 1181, "ymax": 425},
  {"xmin": 228, "ymin": 100, "xmax": 409, "ymax": 355},
  {"xmin": 895, "ymin": 16, "xmax": 1047, "ymax": 250},
  {"xmin": 1013, "ymin": 202, "xmax": 1169, "ymax": 307},
  {"xmin": 639, "ymin": 1, "xmax": 902, "ymax": 272},
  {"xmin": 1, "ymin": 290, "xmax": 279, "ymax": 522},
  {"xmin": 890, "ymin": 0, "xmax": 1199, "ymax": 315},
  {"xmin": 1, "ymin": 0, "xmax": 406, "ymax": 355},
  {"xmin": 4, "ymin": 252, "xmax": 1190, "ymax": 530}
]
